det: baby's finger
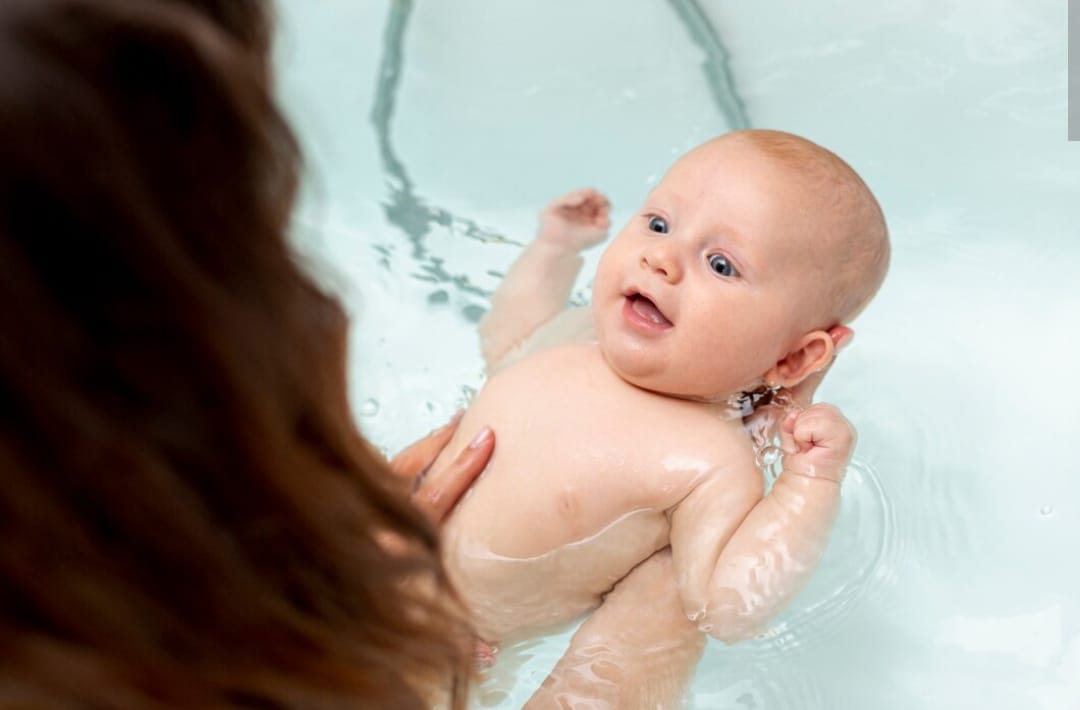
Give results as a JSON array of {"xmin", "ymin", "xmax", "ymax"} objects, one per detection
[
  {"xmin": 557, "ymin": 188, "xmax": 596, "ymax": 208},
  {"xmin": 411, "ymin": 426, "xmax": 494, "ymax": 525},
  {"xmin": 576, "ymin": 189, "xmax": 609, "ymax": 208},
  {"xmin": 778, "ymin": 409, "xmax": 800, "ymax": 454}
]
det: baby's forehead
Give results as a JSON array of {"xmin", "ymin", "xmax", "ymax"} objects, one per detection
[
  {"xmin": 657, "ymin": 142, "xmax": 850, "ymax": 223},
  {"xmin": 659, "ymin": 139, "xmax": 818, "ymax": 199}
]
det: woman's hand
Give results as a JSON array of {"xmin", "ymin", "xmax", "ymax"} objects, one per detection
[{"xmin": 389, "ymin": 413, "xmax": 494, "ymax": 525}]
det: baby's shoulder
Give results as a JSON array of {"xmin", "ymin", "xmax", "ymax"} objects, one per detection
[
  {"xmin": 690, "ymin": 411, "xmax": 757, "ymax": 460},
  {"xmin": 628, "ymin": 410, "xmax": 762, "ymax": 509},
  {"xmin": 491, "ymin": 307, "xmax": 594, "ymax": 373},
  {"xmin": 645, "ymin": 396, "xmax": 748, "ymax": 441},
  {"xmin": 643, "ymin": 404, "xmax": 764, "ymax": 475},
  {"xmin": 675, "ymin": 410, "xmax": 762, "ymax": 482}
]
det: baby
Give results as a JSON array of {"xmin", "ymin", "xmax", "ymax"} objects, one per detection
[{"xmin": 431, "ymin": 130, "xmax": 889, "ymax": 670}]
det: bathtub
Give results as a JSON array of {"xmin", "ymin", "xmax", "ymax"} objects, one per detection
[{"xmin": 277, "ymin": 1, "xmax": 1080, "ymax": 707}]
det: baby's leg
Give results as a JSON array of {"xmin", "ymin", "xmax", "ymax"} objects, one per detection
[{"xmin": 479, "ymin": 189, "xmax": 609, "ymax": 371}]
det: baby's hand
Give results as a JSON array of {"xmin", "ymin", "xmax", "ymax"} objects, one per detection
[
  {"xmin": 779, "ymin": 403, "xmax": 856, "ymax": 484},
  {"xmin": 537, "ymin": 188, "xmax": 611, "ymax": 251}
]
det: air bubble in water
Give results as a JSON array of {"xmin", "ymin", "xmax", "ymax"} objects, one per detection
[
  {"xmin": 1040, "ymin": 504, "xmax": 1053, "ymax": 517},
  {"xmin": 359, "ymin": 398, "xmax": 380, "ymax": 417}
]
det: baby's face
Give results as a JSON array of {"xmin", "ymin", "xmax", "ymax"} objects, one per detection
[{"xmin": 592, "ymin": 138, "xmax": 840, "ymax": 400}]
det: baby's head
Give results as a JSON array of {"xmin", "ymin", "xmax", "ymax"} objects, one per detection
[{"xmin": 592, "ymin": 129, "xmax": 889, "ymax": 401}]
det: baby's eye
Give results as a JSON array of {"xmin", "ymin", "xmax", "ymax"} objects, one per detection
[
  {"xmin": 708, "ymin": 254, "xmax": 738, "ymax": 277},
  {"xmin": 647, "ymin": 216, "xmax": 669, "ymax": 234}
]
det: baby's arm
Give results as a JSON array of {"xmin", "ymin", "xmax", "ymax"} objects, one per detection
[
  {"xmin": 478, "ymin": 189, "xmax": 609, "ymax": 370},
  {"xmin": 523, "ymin": 549, "xmax": 705, "ymax": 710},
  {"xmin": 670, "ymin": 404, "xmax": 854, "ymax": 642}
]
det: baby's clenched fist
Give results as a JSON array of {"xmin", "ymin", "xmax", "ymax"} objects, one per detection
[
  {"xmin": 778, "ymin": 403, "xmax": 856, "ymax": 483},
  {"xmin": 537, "ymin": 188, "xmax": 611, "ymax": 251}
]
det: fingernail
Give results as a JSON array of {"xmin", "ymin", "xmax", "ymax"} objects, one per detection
[{"xmin": 468, "ymin": 426, "xmax": 493, "ymax": 449}]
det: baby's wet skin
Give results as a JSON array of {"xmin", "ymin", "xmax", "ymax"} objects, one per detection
[
  {"xmin": 438, "ymin": 341, "xmax": 758, "ymax": 644},
  {"xmin": 454, "ymin": 132, "xmax": 885, "ymax": 706}
]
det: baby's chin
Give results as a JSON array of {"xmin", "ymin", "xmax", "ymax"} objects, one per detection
[
  {"xmin": 601, "ymin": 349, "xmax": 732, "ymax": 403},
  {"xmin": 595, "ymin": 326, "xmax": 746, "ymax": 401},
  {"xmin": 599, "ymin": 345, "xmax": 661, "ymax": 388}
]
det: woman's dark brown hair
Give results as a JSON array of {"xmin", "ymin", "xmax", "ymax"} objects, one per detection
[
  {"xmin": 0, "ymin": 0, "xmax": 470, "ymax": 706},
  {"xmin": 168, "ymin": 0, "xmax": 274, "ymax": 76}
]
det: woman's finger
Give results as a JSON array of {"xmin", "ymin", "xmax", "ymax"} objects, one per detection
[
  {"xmin": 411, "ymin": 427, "xmax": 494, "ymax": 525},
  {"xmin": 388, "ymin": 411, "xmax": 463, "ymax": 480}
]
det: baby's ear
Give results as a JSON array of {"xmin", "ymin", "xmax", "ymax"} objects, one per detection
[{"xmin": 764, "ymin": 330, "xmax": 835, "ymax": 388}]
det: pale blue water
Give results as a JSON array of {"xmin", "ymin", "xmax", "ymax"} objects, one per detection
[{"xmin": 277, "ymin": 2, "xmax": 1080, "ymax": 708}]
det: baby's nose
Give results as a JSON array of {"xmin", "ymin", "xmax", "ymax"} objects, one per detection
[{"xmin": 641, "ymin": 243, "xmax": 680, "ymax": 281}]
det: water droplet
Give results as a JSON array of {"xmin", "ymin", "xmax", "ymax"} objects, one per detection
[
  {"xmin": 359, "ymin": 398, "xmax": 379, "ymax": 417},
  {"xmin": 1040, "ymin": 504, "xmax": 1054, "ymax": 517}
]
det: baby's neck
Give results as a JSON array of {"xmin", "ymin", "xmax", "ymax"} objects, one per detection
[{"xmin": 614, "ymin": 374, "xmax": 750, "ymax": 423}]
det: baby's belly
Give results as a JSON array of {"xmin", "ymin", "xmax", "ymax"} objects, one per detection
[{"xmin": 443, "ymin": 507, "xmax": 670, "ymax": 643}]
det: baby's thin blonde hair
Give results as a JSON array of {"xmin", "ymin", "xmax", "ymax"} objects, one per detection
[{"xmin": 731, "ymin": 129, "xmax": 890, "ymax": 327}]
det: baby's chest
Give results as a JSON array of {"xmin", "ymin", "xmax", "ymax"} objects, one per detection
[{"xmin": 459, "ymin": 347, "xmax": 741, "ymax": 543}]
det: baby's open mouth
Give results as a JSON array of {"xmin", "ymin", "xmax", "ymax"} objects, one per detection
[{"xmin": 627, "ymin": 292, "xmax": 673, "ymax": 327}]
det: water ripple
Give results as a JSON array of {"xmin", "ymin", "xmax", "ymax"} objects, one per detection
[
  {"xmin": 735, "ymin": 458, "xmax": 897, "ymax": 660},
  {"xmin": 691, "ymin": 661, "xmax": 830, "ymax": 710}
]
